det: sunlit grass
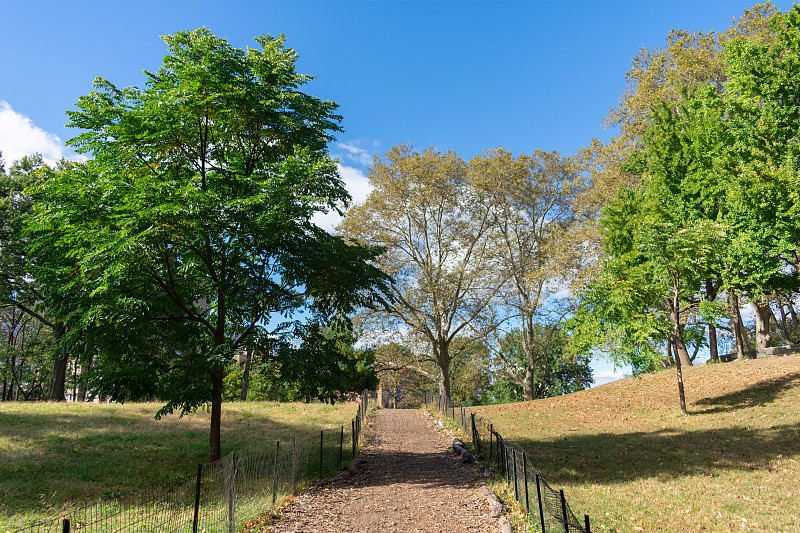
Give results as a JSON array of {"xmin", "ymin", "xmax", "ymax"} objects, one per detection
[
  {"xmin": 0, "ymin": 400, "xmax": 358, "ymax": 531},
  {"xmin": 474, "ymin": 356, "xmax": 800, "ymax": 533}
]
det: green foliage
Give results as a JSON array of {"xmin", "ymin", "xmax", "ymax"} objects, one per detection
[
  {"xmin": 497, "ymin": 327, "xmax": 593, "ymax": 400},
  {"xmin": 29, "ymin": 28, "xmax": 387, "ymax": 458}
]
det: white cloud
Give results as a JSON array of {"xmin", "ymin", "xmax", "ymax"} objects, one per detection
[
  {"xmin": 336, "ymin": 141, "xmax": 374, "ymax": 167},
  {"xmin": 0, "ymin": 101, "xmax": 80, "ymax": 167},
  {"xmin": 312, "ymin": 163, "xmax": 374, "ymax": 232}
]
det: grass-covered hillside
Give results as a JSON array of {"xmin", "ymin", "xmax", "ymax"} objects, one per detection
[
  {"xmin": 474, "ymin": 356, "xmax": 800, "ymax": 533},
  {"xmin": 0, "ymin": 401, "xmax": 358, "ymax": 531}
]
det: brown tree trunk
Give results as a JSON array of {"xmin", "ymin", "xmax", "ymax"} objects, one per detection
[
  {"xmin": 675, "ymin": 350, "xmax": 687, "ymax": 414},
  {"xmin": 750, "ymin": 294, "xmax": 773, "ymax": 356},
  {"xmin": 436, "ymin": 369, "xmax": 451, "ymax": 399},
  {"xmin": 434, "ymin": 337, "xmax": 452, "ymax": 399},
  {"xmin": 47, "ymin": 322, "xmax": 68, "ymax": 401},
  {"xmin": 209, "ymin": 367, "xmax": 224, "ymax": 462},
  {"xmin": 729, "ymin": 290, "xmax": 755, "ymax": 359},
  {"xmin": 240, "ymin": 351, "xmax": 251, "ymax": 402},
  {"xmin": 705, "ymin": 279, "xmax": 719, "ymax": 363},
  {"xmin": 522, "ymin": 368, "xmax": 534, "ymax": 401}
]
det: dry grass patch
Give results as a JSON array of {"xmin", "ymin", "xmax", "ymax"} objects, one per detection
[
  {"xmin": 0, "ymin": 401, "xmax": 357, "ymax": 531},
  {"xmin": 474, "ymin": 357, "xmax": 800, "ymax": 533}
]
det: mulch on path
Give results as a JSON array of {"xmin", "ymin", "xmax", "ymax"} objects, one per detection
[{"xmin": 264, "ymin": 408, "xmax": 499, "ymax": 532}]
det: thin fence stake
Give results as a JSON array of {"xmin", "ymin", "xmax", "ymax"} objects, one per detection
[
  {"xmin": 512, "ymin": 449, "xmax": 519, "ymax": 503},
  {"xmin": 339, "ymin": 425, "xmax": 344, "ymax": 465},
  {"xmin": 352, "ymin": 420, "xmax": 356, "ymax": 459},
  {"xmin": 560, "ymin": 489, "xmax": 569, "ymax": 533},
  {"xmin": 192, "ymin": 463, "xmax": 202, "ymax": 533},
  {"xmin": 272, "ymin": 441, "xmax": 280, "ymax": 506},
  {"xmin": 523, "ymin": 451, "xmax": 530, "ymax": 512},
  {"xmin": 536, "ymin": 473, "xmax": 546, "ymax": 533},
  {"xmin": 228, "ymin": 454, "xmax": 236, "ymax": 533},
  {"xmin": 292, "ymin": 437, "xmax": 298, "ymax": 495},
  {"xmin": 504, "ymin": 440, "xmax": 510, "ymax": 482},
  {"xmin": 585, "ymin": 513, "xmax": 591, "ymax": 533},
  {"xmin": 489, "ymin": 424, "xmax": 493, "ymax": 461},
  {"xmin": 62, "ymin": 519, "xmax": 70, "ymax": 533}
]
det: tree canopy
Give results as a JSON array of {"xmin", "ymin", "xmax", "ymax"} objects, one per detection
[{"xmin": 30, "ymin": 29, "xmax": 388, "ymax": 460}]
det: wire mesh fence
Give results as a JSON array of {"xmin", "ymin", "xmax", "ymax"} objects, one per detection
[
  {"xmin": 11, "ymin": 391, "xmax": 376, "ymax": 533},
  {"xmin": 426, "ymin": 392, "xmax": 591, "ymax": 533}
]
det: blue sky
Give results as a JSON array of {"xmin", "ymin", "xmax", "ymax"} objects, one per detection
[{"xmin": 1, "ymin": 0, "xmax": 795, "ymax": 385}]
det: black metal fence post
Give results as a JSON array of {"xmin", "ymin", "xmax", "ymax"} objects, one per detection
[
  {"xmin": 560, "ymin": 489, "xmax": 569, "ymax": 533},
  {"xmin": 585, "ymin": 513, "xmax": 591, "ymax": 533},
  {"xmin": 193, "ymin": 463, "xmax": 202, "ymax": 533},
  {"xmin": 489, "ymin": 424, "xmax": 493, "ymax": 461},
  {"xmin": 523, "ymin": 451, "xmax": 530, "ymax": 512},
  {"xmin": 62, "ymin": 518, "xmax": 70, "ymax": 533},
  {"xmin": 512, "ymin": 449, "xmax": 519, "ymax": 503},
  {"xmin": 536, "ymin": 473, "xmax": 546, "ymax": 533}
]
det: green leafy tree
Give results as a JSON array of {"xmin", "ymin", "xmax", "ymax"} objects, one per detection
[
  {"xmin": 571, "ymin": 89, "xmax": 729, "ymax": 413},
  {"xmin": 721, "ymin": 6, "xmax": 800, "ymax": 352},
  {"xmin": 0, "ymin": 154, "xmax": 78, "ymax": 400},
  {"xmin": 495, "ymin": 327, "xmax": 592, "ymax": 401},
  {"xmin": 32, "ymin": 29, "xmax": 387, "ymax": 461}
]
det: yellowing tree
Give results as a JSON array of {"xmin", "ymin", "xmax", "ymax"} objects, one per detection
[{"xmin": 340, "ymin": 146, "xmax": 501, "ymax": 398}]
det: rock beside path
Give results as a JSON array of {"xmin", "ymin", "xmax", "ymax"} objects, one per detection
[{"xmin": 264, "ymin": 409, "xmax": 501, "ymax": 532}]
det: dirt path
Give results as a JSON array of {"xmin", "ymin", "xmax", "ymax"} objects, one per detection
[{"xmin": 265, "ymin": 408, "xmax": 498, "ymax": 532}]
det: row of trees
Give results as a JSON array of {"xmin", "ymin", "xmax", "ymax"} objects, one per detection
[
  {"xmin": 334, "ymin": 2, "xmax": 800, "ymax": 412},
  {"xmin": 4, "ymin": 3, "xmax": 799, "ymax": 459},
  {"xmin": 569, "ymin": 3, "xmax": 800, "ymax": 411},
  {"xmin": 339, "ymin": 146, "xmax": 593, "ymax": 401}
]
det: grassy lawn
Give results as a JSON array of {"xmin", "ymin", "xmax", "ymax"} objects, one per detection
[
  {"xmin": 474, "ymin": 356, "xmax": 800, "ymax": 533},
  {"xmin": 0, "ymin": 400, "xmax": 358, "ymax": 531}
]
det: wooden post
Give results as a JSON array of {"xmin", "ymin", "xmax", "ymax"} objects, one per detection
[{"xmin": 352, "ymin": 420, "xmax": 356, "ymax": 459}]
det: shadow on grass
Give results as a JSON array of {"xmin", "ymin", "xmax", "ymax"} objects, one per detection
[
  {"xmin": 0, "ymin": 407, "xmax": 357, "ymax": 516},
  {"xmin": 691, "ymin": 371, "xmax": 800, "ymax": 414},
  {"xmin": 509, "ymin": 421, "xmax": 800, "ymax": 487}
]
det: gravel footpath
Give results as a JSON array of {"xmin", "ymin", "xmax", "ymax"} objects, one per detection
[{"xmin": 264, "ymin": 408, "xmax": 499, "ymax": 532}]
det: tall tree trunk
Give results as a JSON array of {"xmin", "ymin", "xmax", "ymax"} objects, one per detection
[
  {"xmin": 669, "ymin": 304, "xmax": 693, "ymax": 367},
  {"xmin": 209, "ymin": 367, "xmax": 224, "ymax": 462},
  {"xmin": 705, "ymin": 279, "xmax": 719, "ymax": 363},
  {"xmin": 729, "ymin": 290, "xmax": 755, "ymax": 359},
  {"xmin": 240, "ymin": 351, "xmax": 251, "ymax": 402},
  {"xmin": 750, "ymin": 294, "xmax": 773, "ymax": 356},
  {"xmin": 522, "ymin": 367, "xmax": 534, "ymax": 401},
  {"xmin": 436, "ymin": 368, "xmax": 451, "ymax": 399},
  {"xmin": 675, "ymin": 349, "xmax": 687, "ymax": 414},
  {"xmin": 47, "ymin": 322, "xmax": 67, "ymax": 401},
  {"xmin": 434, "ymin": 337, "xmax": 452, "ymax": 398}
]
